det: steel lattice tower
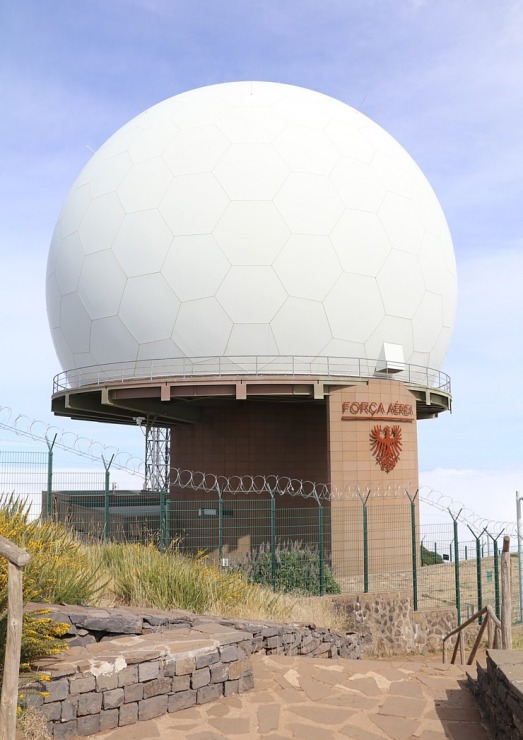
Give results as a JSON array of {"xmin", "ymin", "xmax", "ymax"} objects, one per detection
[{"xmin": 144, "ymin": 425, "xmax": 170, "ymax": 492}]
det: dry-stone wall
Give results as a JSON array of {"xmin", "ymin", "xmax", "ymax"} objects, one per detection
[
  {"xmin": 333, "ymin": 592, "xmax": 457, "ymax": 654},
  {"xmin": 24, "ymin": 604, "xmax": 361, "ymax": 737},
  {"xmin": 474, "ymin": 649, "xmax": 523, "ymax": 738}
]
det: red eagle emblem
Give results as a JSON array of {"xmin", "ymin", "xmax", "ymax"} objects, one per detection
[{"xmin": 370, "ymin": 425, "xmax": 402, "ymax": 473}]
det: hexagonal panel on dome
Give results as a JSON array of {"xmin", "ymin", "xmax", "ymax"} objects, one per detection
[
  {"xmin": 90, "ymin": 316, "xmax": 139, "ymax": 365},
  {"xmin": 429, "ymin": 326, "xmax": 452, "ymax": 371},
  {"xmin": 377, "ymin": 251, "xmax": 425, "ymax": 320},
  {"xmin": 325, "ymin": 122, "xmax": 374, "ymax": 162},
  {"xmin": 159, "ymin": 173, "xmax": 229, "ymax": 235},
  {"xmin": 78, "ymin": 193, "xmax": 125, "ymax": 255},
  {"xmin": 117, "ymin": 158, "xmax": 173, "ymax": 213},
  {"xmin": 441, "ymin": 278, "xmax": 458, "ymax": 328},
  {"xmin": 94, "ymin": 123, "xmax": 143, "ymax": 161},
  {"xmin": 128, "ymin": 121, "xmax": 179, "ymax": 163},
  {"xmin": 61, "ymin": 184, "xmax": 91, "ymax": 238},
  {"xmin": 364, "ymin": 316, "xmax": 414, "ymax": 362},
  {"xmin": 119, "ymin": 274, "xmax": 180, "ymax": 344},
  {"xmin": 440, "ymin": 219, "xmax": 457, "ymax": 274},
  {"xmin": 379, "ymin": 193, "xmax": 424, "ymax": 254},
  {"xmin": 51, "ymin": 327, "xmax": 75, "ymax": 373},
  {"xmin": 225, "ymin": 324, "xmax": 279, "ymax": 355},
  {"xmin": 330, "ymin": 158, "xmax": 386, "ymax": 213},
  {"xmin": 173, "ymin": 298, "xmax": 233, "ymax": 356},
  {"xmin": 318, "ymin": 338, "xmax": 366, "ymax": 359},
  {"xmin": 273, "ymin": 126, "xmax": 340, "ymax": 174},
  {"xmin": 360, "ymin": 122, "xmax": 402, "ymax": 159},
  {"xmin": 411, "ymin": 179, "xmax": 446, "ymax": 237},
  {"xmin": 331, "ymin": 211, "xmax": 391, "ymax": 277},
  {"xmin": 138, "ymin": 97, "xmax": 182, "ymax": 126},
  {"xmin": 163, "ymin": 126, "xmax": 230, "ymax": 175},
  {"xmin": 78, "ymin": 251, "xmax": 127, "ymax": 320},
  {"xmin": 216, "ymin": 266, "xmax": 286, "ymax": 323},
  {"xmin": 217, "ymin": 105, "xmax": 285, "ymax": 143},
  {"xmin": 324, "ymin": 274, "xmax": 385, "ymax": 343},
  {"xmin": 412, "ymin": 292, "xmax": 443, "ymax": 353},
  {"xmin": 161, "ymin": 234, "xmax": 230, "ymax": 301},
  {"xmin": 213, "ymin": 201, "xmax": 290, "ymax": 265},
  {"xmin": 55, "ymin": 233, "xmax": 85, "ymax": 296},
  {"xmin": 274, "ymin": 173, "xmax": 343, "ymax": 235},
  {"xmin": 419, "ymin": 233, "xmax": 449, "ymax": 294},
  {"xmin": 408, "ymin": 350, "xmax": 430, "ymax": 369},
  {"xmin": 46, "ymin": 273, "xmax": 61, "ymax": 329},
  {"xmin": 372, "ymin": 151, "xmax": 414, "ymax": 198},
  {"xmin": 273, "ymin": 235, "xmax": 341, "ymax": 300},
  {"xmin": 72, "ymin": 352, "xmax": 97, "ymax": 371},
  {"xmin": 90, "ymin": 152, "xmax": 133, "ymax": 198},
  {"xmin": 60, "ymin": 293, "xmax": 92, "ymax": 354},
  {"xmin": 137, "ymin": 338, "xmax": 184, "ymax": 361},
  {"xmin": 113, "ymin": 211, "xmax": 173, "ymax": 277},
  {"xmin": 173, "ymin": 96, "xmax": 231, "ymax": 129},
  {"xmin": 273, "ymin": 95, "xmax": 331, "ymax": 128},
  {"xmin": 213, "ymin": 144, "xmax": 289, "ymax": 200},
  {"xmin": 271, "ymin": 298, "xmax": 332, "ymax": 355}
]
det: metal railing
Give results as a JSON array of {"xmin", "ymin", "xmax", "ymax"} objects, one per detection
[{"xmin": 53, "ymin": 355, "xmax": 451, "ymax": 394}]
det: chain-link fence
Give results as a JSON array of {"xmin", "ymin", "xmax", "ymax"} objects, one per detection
[{"xmin": 1, "ymin": 449, "xmax": 520, "ymax": 624}]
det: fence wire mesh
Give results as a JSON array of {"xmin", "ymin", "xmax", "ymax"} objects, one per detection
[{"xmin": 0, "ymin": 449, "xmax": 520, "ymax": 623}]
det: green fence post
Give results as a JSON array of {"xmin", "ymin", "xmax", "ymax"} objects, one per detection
[
  {"xmin": 165, "ymin": 498, "xmax": 171, "ymax": 547},
  {"xmin": 102, "ymin": 454, "xmax": 114, "ymax": 542},
  {"xmin": 468, "ymin": 525, "xmax": 486, "ymax": 624},
  {"xmin": 270, "ymin": 490, "xmax": 276, "ymax": 591},
  {"xmin": 485, "ymin": 530, "xmax": 504, "ymax": 620},
  {"xmin": 160, "ymin": 489, "xmax": 166, "ymax": 551},
  {"xmin": 449, "ymin": 508, "xmax": 462, "ymax": 624},
  {"xmin": 406, "ymin": 489, "xmax": 419, "ymax": 611},
  {"xmin": 319, "ymin": 502, "xmax": 324, "ymax": 596},
  {"xmin": 357, "ymin": 488, "xmax": 370, "ymax": 593},
  {"xmin": 45, "ymin": 434, "xmax": 57, "ymax": 519},
  {"xmin": 217, "ymin": 485, "xmax": 223, "ymax": 566},
  {"xmin": 493, "ymin": 536, "xmax": 501, "ymax": 620},
  {"xmin": 313, "ymin": 490, "xmax": 325, "ymax": 596}
]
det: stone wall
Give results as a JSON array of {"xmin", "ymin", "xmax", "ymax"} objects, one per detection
[
  {"xmin": 24, "ymin": 604, "xmax": 361, "ymax": 737},
  {"xmin": 474, "ymin": 649, "xmax": 523, "ymax": 738},
  {"xmin": 332, "ymin": 592, "xmax": 457, "ymax": 655}
]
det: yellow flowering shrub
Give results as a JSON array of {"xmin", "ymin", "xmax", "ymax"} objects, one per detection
[{"xmin": 0, "ymin": 495, "xmax": 101, "ymax": 685}]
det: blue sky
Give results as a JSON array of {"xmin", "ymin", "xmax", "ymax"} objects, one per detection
[{"xmin": 1, "ymin": 0, "xmax": 522, "ymax": 524}]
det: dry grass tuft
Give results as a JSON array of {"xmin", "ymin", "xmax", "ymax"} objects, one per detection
[
  {"xmin": 82, "ymin": 540, "xmax": 348, "ymax": 630},
  {"xmin": 17, "ymin": 708, "xmax": 52, "ymax": 740}
]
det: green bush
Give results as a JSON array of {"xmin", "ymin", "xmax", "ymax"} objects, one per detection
[
  {"xmin": 234, "ymin": 542, "xmax": 341, "ymax": 596},
  {"xmin": 421, "ymin": 544, "xmax": 443, "ymax": 565}
]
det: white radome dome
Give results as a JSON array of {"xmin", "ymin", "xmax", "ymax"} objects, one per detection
[{"xmin": 46, "ymin": 81, "xmax": 457, "ymax": 375}]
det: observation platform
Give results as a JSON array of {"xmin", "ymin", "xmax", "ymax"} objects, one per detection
[{"xmin": 51, "ymin": 356, "xmax": 451, "ymax": 426}]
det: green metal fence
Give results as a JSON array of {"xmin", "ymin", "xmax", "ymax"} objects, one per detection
[{"xmin": 0, "ymin": 449, "xmax": 520, "ymax": 623}]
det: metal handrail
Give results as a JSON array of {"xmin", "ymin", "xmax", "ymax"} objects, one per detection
[
  {"xmin": 442, "ymin": 604, "xmax": 501, "ymax": 665},
  {"xmin": 52, "ymin": 355, "xmax": 451, "ymax": 394}
]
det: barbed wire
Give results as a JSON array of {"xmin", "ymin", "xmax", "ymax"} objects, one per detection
[
  {"xmin": 0, "ymin": 406, "xmax": 517, "ymax": 534},
  {"xmin": 169, "ymin": 468, "xmax": 518, "ymax": 535},
  {"xmin": 418, "ymin": 485, "xmax": 517, "ymax": 536},
  {"xmin": 0, "ymin": 405, "xmax": 144, "ymax": 476}
]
